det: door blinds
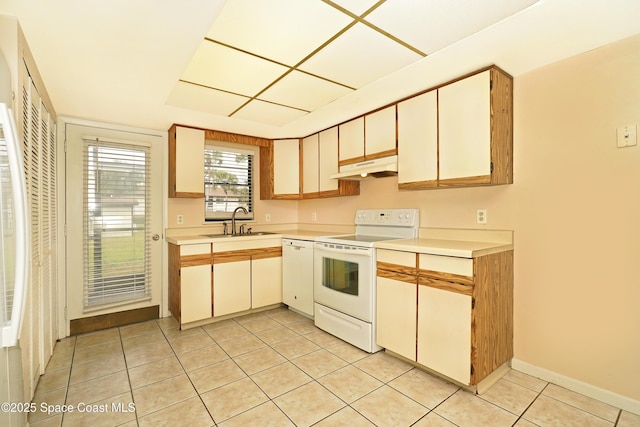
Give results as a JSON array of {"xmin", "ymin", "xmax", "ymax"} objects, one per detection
[{"xmin": 82, "ymin": 137, "xmax": 152, "ymax": 308}]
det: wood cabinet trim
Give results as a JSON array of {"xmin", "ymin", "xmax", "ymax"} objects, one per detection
[
  {"xmin": 252, "ymin": 246, "xmax": 283, "ymax": 260},
  {"xmin": 419, "ymin": 269, "xmax": 474, "ymax": 286},
  {"xmin": 213, "ymin": 246, "xmax": 282, "ymax": 264},
  {"xmin": 418, "ymin": 277, "xmax": 473, "ymax": 296},
  {"xmin": 398, "ymin": 180, "xmax": 438, "ymax": 190},
  {"xmin": 338, "ymin": 155, "xmax": 367, "ymax": 167},
  {"xmin": 377, "ymin": 261, "xmax": 418, "ymax": 277},
  {"xmin": 470, "ymin": 250, "xmax": 514, "ymax": 384},
  {"xmin": 213, "ymin": 250, "xmax": 253, "ymax": 264},
  {"xmin": 180, "ymin": 253, "xmax": 212, "ymax": 267}
]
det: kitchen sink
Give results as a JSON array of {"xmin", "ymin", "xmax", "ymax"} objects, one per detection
[{"xmin": 201, "ymin": 231, "xmax": 279, "ymax": 238}]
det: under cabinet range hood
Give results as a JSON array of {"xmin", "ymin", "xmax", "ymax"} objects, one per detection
[{"xmin": 330, "ymin": 155, "xmax": 398, "ymax": 180}]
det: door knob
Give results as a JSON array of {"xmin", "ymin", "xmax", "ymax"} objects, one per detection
[{"xmin": 152, "ymin": 234, "xmax": 160, "ymax": 241}]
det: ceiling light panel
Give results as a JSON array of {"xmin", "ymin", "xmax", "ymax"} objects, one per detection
[
  {"xmin": 233, "ymin": 99, "xmax": 309, "ymax": 127},
  {"xmin": 365, "ymin": 0, "xmax": 539, "ymax": 54},
  {"xmin": 181, "ymin": 41, "xmax": 289, "ymax": 96},
  {"xmin": 206, "ymin": 0, "xmax": 353, "ymax": 66},
  {"xmin": 299, "ymin": 22, "xmax": 423, "ymax": 89},
  {"xmin": 166, "ymin": 81, "xmax": 250, "ymax": 116},
  {"xmin": 259, "ymin": 71, "xmax": 353, "ymax": 111}
]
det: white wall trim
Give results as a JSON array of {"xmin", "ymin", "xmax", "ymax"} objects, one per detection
[{"xmin": 512, "ymin": 358, "xmax": 640, "ymax": 415}]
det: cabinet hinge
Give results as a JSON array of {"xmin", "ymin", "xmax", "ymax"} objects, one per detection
[
  {"xmin": 471, "ymin": 364, "xmax": 475, "ymax": 376},
  {"xmin": 471, "ymin": 297, "xmax": 476, "ymax": 309},
  {"xmin": 490, "ymin": 162, "xmax": 494, "ymax": 174},
  {"xmin": 178, "ymin": 269, "xmax": 181, "ymax": 277},
  {"xmin": 490, "ymin": 78, "xmax": 493, "ymax": 90}
]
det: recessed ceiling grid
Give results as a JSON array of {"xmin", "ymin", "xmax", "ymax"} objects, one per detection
[{"xmin": 167, "ymin": 0, "xmax": 539, "ymax": 126}]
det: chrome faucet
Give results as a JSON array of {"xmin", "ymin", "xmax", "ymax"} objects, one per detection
[{"xmin": 231, "ymin": 206, "xmax": 248, "ymax": 235}]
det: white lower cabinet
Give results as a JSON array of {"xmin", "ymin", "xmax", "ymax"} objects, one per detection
[
  {"xmin": 213, "ymin": 259, "xmax": 251, "ymax": 317},
  {"xmin": 168, "ymin": 242, "xmax": 212, "ymax": 327},
  {"xmin": 180, "ymin": 264, "xmax": 213, "ymax": 324},
  {"xmin": 417, "ymin": 286, "xmax": 472, "ymax": 385},
  {"xmin": 251, "ymin": 256, "xmax": 282, "ymax": 308},
  {"xmin": 376, "ymin": 276, "xmax": 416, "ymax": 360},
  {"xmin": 376, "ymin": 247, "xmax": 513, "ymax": 387},
  {"xmin": 213, "ymin": 238, "xmax": 282, "ymax": 318}
]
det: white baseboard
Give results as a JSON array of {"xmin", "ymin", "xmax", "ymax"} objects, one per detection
[{"xmin": 512, "ymin": 358, "xmax": 640, "ymax": 416}]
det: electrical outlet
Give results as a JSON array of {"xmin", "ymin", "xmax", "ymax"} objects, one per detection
[
  {"xmin": 265, "ymin": 213, "xmax": 271, "ymax": 222},
  {"xmin": 476, "ymin": 209, "xmax": 487, "ymax": 225},
  {"xmin": 312, "ymin": 212, "xmax": 317, "ymax": 221},
  {"xmin": 177, "ymin": 214, "xmax": 184, "ymax": 225},
  {"xmin": 617, "ymin": 125, "xmax": 637, "ymax": 148}
]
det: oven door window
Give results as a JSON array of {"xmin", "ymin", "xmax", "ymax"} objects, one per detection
[{"xmin": 322, "ymin": 257, "xmax": 359, "ymax": 296}]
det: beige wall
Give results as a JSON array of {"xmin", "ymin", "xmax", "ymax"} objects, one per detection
[{"xmin": 299, "ymin": 34, "xmax": 640, "ymax": 402}]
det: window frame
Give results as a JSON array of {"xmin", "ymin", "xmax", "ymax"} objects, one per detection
[{"xmin": 204, "ymin": 143, "xmax": 255, "ymax": 222}]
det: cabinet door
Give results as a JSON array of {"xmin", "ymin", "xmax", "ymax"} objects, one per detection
[
  {"xmin": 180, "ymin": 264, "xmax": 212, "ymax": 323},
  {"xmin": 338, "ymin": 117, "xmax": 365, "ymax": 164},
  {"xmin": 438, "ymin": 70, "xmax": 491, "ymax": 181},
  {"xmin": 273, "ymin": 138, "xmax": 300, "ymax": 197},
  {"xmin": 365, "ymin": 106, "xmax": 396, "ymax": 159},
  {"xmin": 302, "ymin": 134, "xmax": 319, "ymax": 196},
  {"xmin": 172, "ymin": 126, "xmax": 205, "ymax": 197},
  {"xmin": 318, "ymin": 127, "xmax": 339, "ymax": 193},
  {"xmin": 252, "ymin": 256, "xmax": 282, "ymax": 308},
  {"xmin": 417, "ymin": 286, "xmax": 471, "ymax": 385},
  {"xmin": 376, "ymin": 276, "xmax": 416, "ymax": 361},
  {"xmin": 397, "ymin": 91, "xmax": 438, "ymax": 186},
  {"xmin": 213, "ymin": 260, "xmax": 251, "ymax": 317}
]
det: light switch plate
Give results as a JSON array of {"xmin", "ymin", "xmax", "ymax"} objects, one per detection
[{"xmin": 617, "ymin": 125, "xmax": 637, "ymax": 148}]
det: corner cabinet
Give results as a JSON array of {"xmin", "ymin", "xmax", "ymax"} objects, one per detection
[
  {"xmin": 263, "ymin": 128, "xmax": 359, "ymax": 200},
  {"xmin": 397, "ymin": 66, "xmax": 513, "ymax": 190},
  {"xmin": 376, "ymin": 248, "xmax": 514, "ymax": 388},
  {"xmin": 168, "ymin": 125, "xmax": 205, "ymax": 198}
]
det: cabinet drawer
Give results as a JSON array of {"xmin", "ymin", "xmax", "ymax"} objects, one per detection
[
  {"xmin": 180, "ymin": 243, "xmax": 211, "ymax": 256},
  {"xmin": 377, "ymin": 249, "xmax": 416, "ymax": 267},
  {"xmin": 419, "ymin": 254, "xmax": 472, "ymax": 276}
]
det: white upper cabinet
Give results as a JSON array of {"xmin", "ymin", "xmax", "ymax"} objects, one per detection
[
  {"xmin": 273, "ymin": 138, "xmax": 300, "ymax": 197},
  {"xmin": 302, "ymin": 134, "xmax": 319, "ymax": 196},
  {"xmin": 438, "ymin": 70, "xmax": 491, "ymax": 181},
  {"xmin": 365, "ymin": 106, "xmax": 396, "ymax": 159},
  {"xmin": 318, "ymin": 127, "xmax": 339, "ymax": 193},
  {"xmin": 170, "ymin": 126, "xmax": 205, "ymax": 197},
  {"xmin": 338, "ymin": 117, "xmax": 365, "ymax": 163},
  {"xmin": 397, "ymin": 90, "xmax": 438, "ymax": 187}
]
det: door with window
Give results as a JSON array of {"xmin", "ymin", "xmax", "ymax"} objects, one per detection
[{"xmin": 65, "ymin": 123, "xmax": 163, "ymax": 329}]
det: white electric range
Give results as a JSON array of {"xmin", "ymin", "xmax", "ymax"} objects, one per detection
[{"xmin": 313, "ymin": 209, "xmax": 419, "ymax": 352}]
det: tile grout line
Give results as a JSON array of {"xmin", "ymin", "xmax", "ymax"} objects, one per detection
[
  {"xmin": 509, "ymin": 382, "xmax": 549, "ymax": 426},
  {"xmin": 156, "ymin": 320, "xmax": 219, "ymax": 426}
]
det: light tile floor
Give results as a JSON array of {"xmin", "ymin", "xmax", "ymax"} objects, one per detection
[{"xmin": 29, "ymin": 307, "xmax": 640, "ymax": 427}]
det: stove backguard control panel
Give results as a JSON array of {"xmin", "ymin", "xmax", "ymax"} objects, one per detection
[{"xmin": 355, "ymin": 209, "xmax": 419, "ymax": 227}]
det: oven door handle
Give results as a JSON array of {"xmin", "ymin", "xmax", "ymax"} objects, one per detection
[{"xmin": 314, "ymin": 243, "xmax": 371, "ymax": 255}]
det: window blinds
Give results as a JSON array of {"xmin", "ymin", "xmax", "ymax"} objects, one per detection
[
  {"xmin": 82, "ymin": 137, "xmax": 151, "ymax": 307},
  {"xmin": 204, "ymin": 145, "xmax": 254, "ymax": 221}
]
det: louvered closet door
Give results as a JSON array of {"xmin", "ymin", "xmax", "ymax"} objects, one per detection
[
  {"xmin": 65, "ymin": 123, "xmax": 163, "ymax": 324},
  {"xmin": 20, "ymin": 71, "xmax": 57, "ymax": 399}
]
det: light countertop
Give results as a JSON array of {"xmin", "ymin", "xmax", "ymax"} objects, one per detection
[
  {"xmin": 375, "ymin": 238, "xmax": 513, "ymax": 258},
  {"xmin": 166, "ymin": 229, "xmax": 345, "ymax": 245}
]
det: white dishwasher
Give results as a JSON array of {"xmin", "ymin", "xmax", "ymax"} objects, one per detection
[{"xmin": 282, "ymin": 238, "xmax": 314, "ymax": 317}]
